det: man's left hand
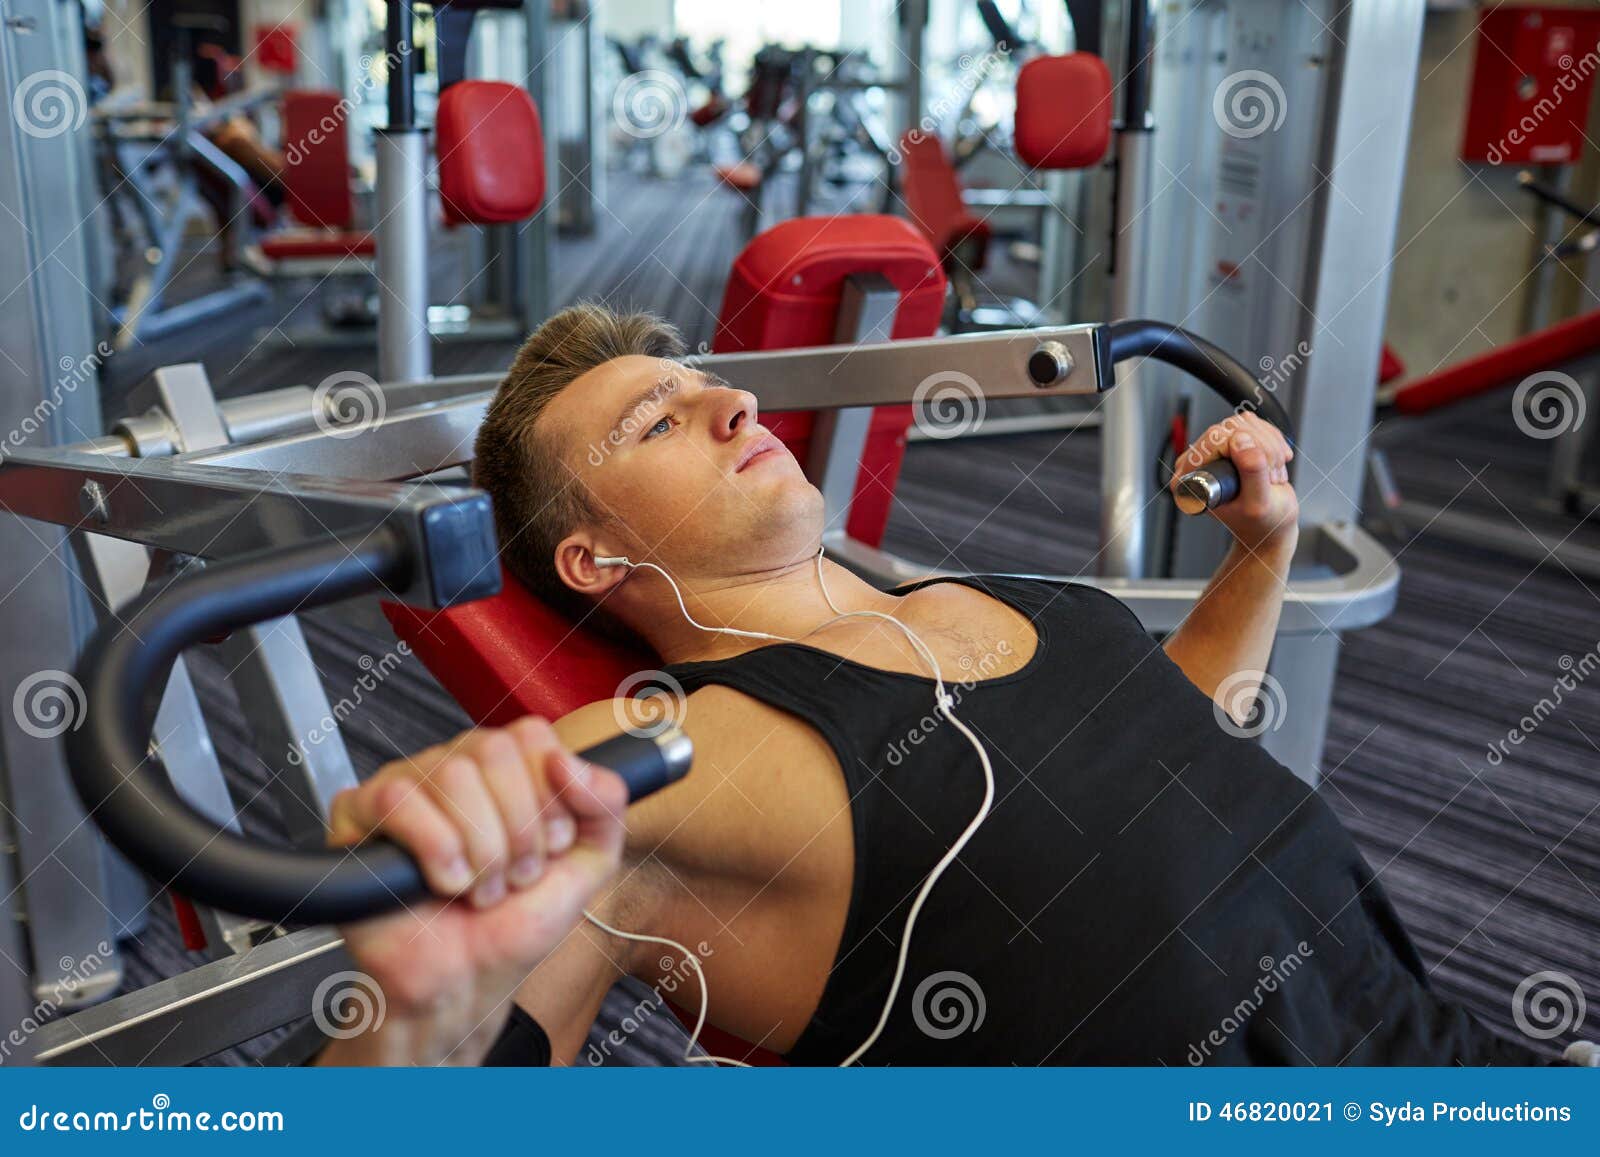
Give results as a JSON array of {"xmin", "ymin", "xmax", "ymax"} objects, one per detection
[{"xmin": 1171, "ymin": 411, "xmax": 1299, "ymax": 555}]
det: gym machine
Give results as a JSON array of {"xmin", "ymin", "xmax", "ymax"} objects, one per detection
[
  {"xmin": 90, "ymin": 33, "xmax": 278, "ymax": 351},
  {"xmin": 0, "ymin": 312, "xmax": 1394, "ymax": 1063},
  {"xmin": 1090, "ymin": 0, "xmax": 1423, "ymax": 778}
]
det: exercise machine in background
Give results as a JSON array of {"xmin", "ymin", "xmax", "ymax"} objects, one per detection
[{"xmin": 1369, "ymin": 172, "xmax": 1600, "ymax": 582}]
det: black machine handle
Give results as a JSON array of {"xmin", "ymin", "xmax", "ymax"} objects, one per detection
[
  {"xmin": 64, "ymin": 526, "xmax": 691, "ymax": 927},
  {"xmin": 1106, "ymin": 320, "xmax": 1297, "ymax": 515}
]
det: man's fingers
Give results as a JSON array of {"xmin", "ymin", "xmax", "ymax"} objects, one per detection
[
  {"xmin": 1227, "ymin": 430, "xmax": 1275, "ymax": 512},
  {"xmin": 425, "ymin": 753, "xmax": 513, "ymax": 907},
  {"xmin": 468, "ymin": 728, "xmax": 546, "ymax": 890},
  {"xmin": 547, "ymin": 754, "xmax": 627, "ymax": 863},
  {"xmin": 506, "ymin": 716, "xmax": 584, "ymax": 861},
  {"xmin": 368, "ymin": 776, "xmax": 475, "ymax": 896}
]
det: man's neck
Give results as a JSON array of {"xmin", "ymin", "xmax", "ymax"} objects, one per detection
[{"xmin": 632, "ymin": 554, "xmax": 905, "ymax": 664}]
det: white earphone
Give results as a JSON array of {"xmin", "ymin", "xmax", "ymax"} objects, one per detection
[{"xmin": 584, "ymin": 547, "xmax": 996, "ymax": 1067}]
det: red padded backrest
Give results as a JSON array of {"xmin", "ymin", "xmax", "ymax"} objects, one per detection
[
  {"xmin": 436, "ymin": 81, "xmax": 546, "ymax": 226},
  {"xmin": 897, "ymin": 131, "xmax": 991, "ymax": 270},
  {"xmin": 383, "ymin": 567, "xmax": 647, "ymax": 727},
  {"xmin": 281, "ymin": 90, "xmax": 355, "ymax": 229},
  {"xmin": 715, "ymin": 214, "xmax": 946, "ymax": 546},
  {"xmin": 1013, "ymin": 53, "xmax": 1114, "ymax": 171}
]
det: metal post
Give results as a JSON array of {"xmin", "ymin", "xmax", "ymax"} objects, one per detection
[
  {"xmin": 517, "ymin": 0, "xmax": 555, "ymax": 328},
  {"xmin": 376, "ymin": 0, "xmax": 431, "ymax": 381},
  {"xmin": 0, "ymin": 0, "xmax": 129, "ymax": 1035},
  {"xmin": 1098, "ymin": 0, "xmax": 1156, "ymax": 580},
  {"xmin": 806, "ymin": 275, "xmax": 902, "ymax": 530},
  {"xmin": 1264, "ymin": 0, "xmax": 1423, "ymax": 779}
]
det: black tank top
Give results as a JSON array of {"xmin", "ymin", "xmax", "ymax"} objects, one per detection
[{"xmin": 663, "ymin": 575, "xmax": 1546, "ymax": 1066}]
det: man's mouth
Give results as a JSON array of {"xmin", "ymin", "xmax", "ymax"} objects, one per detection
[{"xmin": 734, "ymin": 434, "xmax": 785, "ymax": 473}]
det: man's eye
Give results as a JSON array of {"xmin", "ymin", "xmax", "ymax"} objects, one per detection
[{"xmin": 643, "ymin": 415, "xmax": 673, "ymax": 440}]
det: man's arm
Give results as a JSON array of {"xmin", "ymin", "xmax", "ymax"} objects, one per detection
[
  {"xmin": 1160, "ymin": 411, "xmax": 1299, "ymax": 720},
  {"xmin": 316, "ymin": 718, "xmax": 629, "ymax": 1066}
]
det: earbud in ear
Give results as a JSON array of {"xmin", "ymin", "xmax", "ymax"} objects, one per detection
[{"xmin": 594, "ymin": 555, "xmax": 632, "ymax": 569}]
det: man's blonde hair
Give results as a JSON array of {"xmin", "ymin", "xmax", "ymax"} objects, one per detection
[{"xmin": 473, "ymin": 303, "xmax": 685, "ymax": 631}]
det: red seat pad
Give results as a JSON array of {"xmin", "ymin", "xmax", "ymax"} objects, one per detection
[
  {"xmin": 257, "ymin": 229, "xmax": 375, "ymax": 260},
  {"xmin": 436, "ymin": 81, "xmax": 546, "ymax": 225},
  {"xmin": 281, "ymin": 90, "xmax": 356, "ymax": 230},
  {"xmin": 1378, "ymin": 344, "xmax": 1406, "ymax": 386},
  {"xmin": 1013, "ymin": 53, "xmax": 1114, "ymax": 171},
  {"xmin": 897, "ymin": 131, "xmax": 992, "ymax": 271},
  {"xmin": 383, "ymin": 567, "xmax": 648, "ymax": 726},
  {"xmin": 715, "ymin": 214, "xmax": 946, "ymax": 545}
]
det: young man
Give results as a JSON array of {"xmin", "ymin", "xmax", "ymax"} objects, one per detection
[{"xmin": 329, "ymin": 304, "xmax": 1570, "ymax": 1066}]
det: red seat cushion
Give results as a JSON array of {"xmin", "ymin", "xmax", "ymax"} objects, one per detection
[
  {"xmin": 281, "ymin": 90, "xmax": 356, "ymax": 230},
  {"xmin": 436, "ymin": 81, "xmax": 546, "ymax": 225},
  {"xmin": 715, "ymin": 214, "xmax": 945, "ymax": 547},
  {"xmin": 257, "ymin": 229, "xmax": 375, "ymax": 260},
  {"xmin": 383, "ymin": 567, "xmax": 647, "ymax": 727},
  {"xmin": 1379, "ymin": 344, "xmax": 1406, "ymax": 385},
  {"xmin": 1013, "ymin": 53, "xmax": 1114, "ymax": 171},
  {"xmin": 897, "ymin": 131, "xmax": 992, "ymax": 271}
]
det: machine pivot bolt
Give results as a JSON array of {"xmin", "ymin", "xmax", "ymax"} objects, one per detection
[{"xmin": 1027, "ymin": 341, "xmax": 1074, "ymax": 387}]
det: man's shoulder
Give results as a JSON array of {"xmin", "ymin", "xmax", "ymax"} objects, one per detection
[{"xmin": 554, "ymin": 684, "xmax": 807, "ymax": 751}]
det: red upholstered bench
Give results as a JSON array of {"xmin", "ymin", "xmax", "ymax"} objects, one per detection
[
  {"xmin": 255, "ymin": 90, "xmax": 375, "ymax": 265},
  {"xmin": 898, "ymin": 51, "xmax": 1112, "ymax": 330},
  {"xmin": 384, "ymin": 214, "xmax": 947, "ymax": 1065}
]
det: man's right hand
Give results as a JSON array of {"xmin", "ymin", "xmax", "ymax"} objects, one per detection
[{"xmin": 316, "ymin": 717, "xmax": 628, "ymax": 1066}]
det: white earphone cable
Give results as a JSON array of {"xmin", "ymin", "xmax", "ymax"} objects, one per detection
[{"xmin": 585, "ymin": 547, "xmax": 996, "ymax": 1067}]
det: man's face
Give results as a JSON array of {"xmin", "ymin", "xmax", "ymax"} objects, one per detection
[{"xmin": 539, "ymin": 354, "xmax": 822, "ymax": 576}]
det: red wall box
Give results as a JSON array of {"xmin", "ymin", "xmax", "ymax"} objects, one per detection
[
  {"xmin": 1461, "ymin": 5, "xmax": 1600, "ymax": 165},
  {"xmin": 253, "ymin": 24, "xmax": 299, "ymax": 75}
]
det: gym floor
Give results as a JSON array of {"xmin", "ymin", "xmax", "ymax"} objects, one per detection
[{"xmin": 103, "ymin": 168, "xmax": 1600, "ymax": 1064}]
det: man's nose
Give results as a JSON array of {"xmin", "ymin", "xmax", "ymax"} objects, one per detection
[{"xmin": 710, "ymin": 389, "xmax": 758, "ymax": 441}]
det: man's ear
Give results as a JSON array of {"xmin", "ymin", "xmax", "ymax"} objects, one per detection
[{"xmin": 554, "ymin": 532, "xmax": 629, "ymax": 597}]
